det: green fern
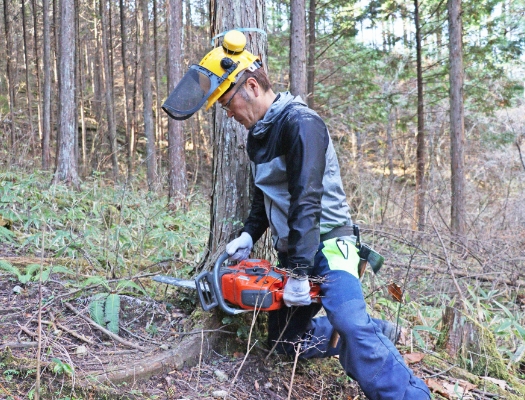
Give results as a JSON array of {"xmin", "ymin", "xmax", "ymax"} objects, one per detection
[
  {"xmin": 36, "ymin": 265, "xmax": 75, "ymax": 282},
  {"xmin": 116, "ymin": 279, "xmax": 146, "ymax": 295},
  {"xmin": 105, "ymin": 294, "xmax": 121, "ymax": 334},
  {"xmin": 89, "ymin": 293, "xmax": 107, "ymax": 326},
  {"xmin": 0, "ymin": 260, "xmax": 22, "ymax": 281}
]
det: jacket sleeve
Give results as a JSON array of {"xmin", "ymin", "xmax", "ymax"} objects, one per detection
[
  {"xmin": 282, "ymin": 108, "xmax": 329, "ymax": 275},
  {"xmin": 241, "ymin": 184, "xmax": 269, "ymax": 244}
]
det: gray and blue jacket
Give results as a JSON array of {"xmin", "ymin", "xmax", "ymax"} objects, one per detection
[{"xmin": 241, "ymin": 92, "xmax": 353, "ymax": 275}]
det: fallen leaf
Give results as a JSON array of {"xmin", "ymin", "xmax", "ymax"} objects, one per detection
[
  {"xmin": 254, "ymin": 380, "xmax": 259, "ymax": 390},
  {"xmin": 442, "ymin": 381, "xmax": 476, "ymax": 399},
  {"xmin": 456, "ymin": 379, "xmax": 477, "ymax": 392},
  {"xmin": 403, "ymin": 352, "xmax": 425, "ymax": 364},
  {"xmin": 233, "ymin": 351, "xmax": 244, "ymax": 358},
  {"xmin": 482, "ymin": 376, "xmax": 507, "ymax": 390},
  {"xmin": 387, "ymin": 282, "xmax": 403, "ymax": 302},
  {"xmin": 425, "ymin": 378, "xmax": 450, "ymax": 399}
]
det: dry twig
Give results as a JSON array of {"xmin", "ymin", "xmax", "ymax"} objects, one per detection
[{"xmin": 64, "ymin": 302, "xmax": 146, "ymax": 352}]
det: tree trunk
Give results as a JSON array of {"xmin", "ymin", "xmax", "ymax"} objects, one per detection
[
  {"xmin": 3, "ymin": 0, "xmax": 17, "ymax": 161},
  {"xmin": 306, "ymin": 0, "xmax": 315, "ymax": 108},
  {"xmin": 22, "ymin": 0, "xmax": 36, "ymax": 155},
  {"xmin": 205, "ymin": 0, "xmax": 267, "ymax": 265},
  {"xmin": 448, "ymin": 0, "xmax": 466, "ymax": 240},
  {"xmin": 31, "ymin": 0, "xmax": 43, "ymax": 142},
  {"xmin": 166, "ymin": 0, "xmax": 187, "ymax": 205},
  {"xmin": 42, "ymin": 0, "xmax": 52, "ymax": 170},
  {"xmin": 53, "ymin": 0, "xmax": 79, "ymax": 187},
  {"xmin": 100, "ymin": 0, "xmax": 119, "ymax": 181},
  {"xmin": 153, "ymin": 0, "xmax": 162, "ymax": 176},
  {"xmin": 142, "ymin": 0, "xmax": 158, "ymax": 190},
  {"xmin": 119, "ymin": 0, "xmax": 134, "ymax": 182},
  {"xmin": 289, "ymin": 0, "xmax": 307, "ymax": 100},
  {"xmin": 91, "ymin": 0, "xmax": 104, "ymax": 171},
  {"xmin": 413, "ymin": 0, "xmax": 426, "ymax": 231}
]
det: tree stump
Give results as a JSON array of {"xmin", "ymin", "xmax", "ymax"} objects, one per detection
[{"xmin": 437, "ymin": 306, "xmax": 508, "ymax": 378}]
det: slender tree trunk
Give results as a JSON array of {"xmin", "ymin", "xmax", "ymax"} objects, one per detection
[
  {"xmin": 53, "ymin": 0, "xmax": 79, "ymax": 187},
  {"xmin": 205, "ymin": 0, "xmax": 267, "ymax": 264},
  {"xmin": 289, "ymin": 0, "xmax": 307, "ymax": 99},
  {"xmin": 167, "ymin": 0, "xmax": 187, "ymax": 204},
  {"xmin": 53, "ymin": 0, "xmax": 60, "ymax": 166},
  {"xmin": 448, "ymin": 0, "xmax": 466, "ymax": 239},
  {"xmin": 42, "ymin": 0, "xmax": 52, "ymax": 169},
  {"xmin": 91, "ymin": 0, "xmax": 103, "ymax": 170},
  {"xmin": 31, "ymin": 0, "xmax": 43, "ymax": 142},
  {"xmin": 100, "ymin": 0, "xmax": 119, "ymax": 180},
  {"xmin": 142, "ymin": 0, "xmax": 157, "ymax": 190},
  {"xmin": 306, "ymin": 0, "xmax": 315, "ymax": 108},
  {"xmin": 153, "ymin": 0, "xmax": 162, "ymax": 175},
  {"xmin": 119, "ymin": 0, "xmax": 133, "ymax": 181},
  {"xmin": 4, "ymin": 0, "xmax": 17, "ymax": 160},
  {"xmin": 79, "ymin": 42, "xmax": 87, "ymax": 174},
  {"xmin": 22, "ymin": 0, "xmax": 36, "ymax": 155},
  {"xmin": 414, "ymin": 0, "xmax": 426, "ymax": 231}
]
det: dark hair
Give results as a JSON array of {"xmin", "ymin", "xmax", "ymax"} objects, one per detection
[{"xmin": 242, "ymin": 66, "xmax": 272, "ymax": 92}]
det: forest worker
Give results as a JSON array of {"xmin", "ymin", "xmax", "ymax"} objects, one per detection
[{"xmin": 162, "ymin": 30, "xmax": 430, "ymax": 399}]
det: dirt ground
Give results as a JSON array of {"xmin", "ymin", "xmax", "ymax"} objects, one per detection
[{"xmin": 0, "ymin": 263, "xmax": 371, "ymax": 400}]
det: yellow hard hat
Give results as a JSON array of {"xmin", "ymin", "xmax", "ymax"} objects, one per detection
[{"xmin": 162, "ymin": 30, "xmax": 261, "ymax": 120}]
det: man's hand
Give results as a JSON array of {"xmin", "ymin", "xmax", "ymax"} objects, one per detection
[
  {"xmin": 283, "ymin": 276, "xmax": 312, "ymax": 307},
  {"xmin": 226, "ymin": 232, "xmax": 253, "ymax": 261}
]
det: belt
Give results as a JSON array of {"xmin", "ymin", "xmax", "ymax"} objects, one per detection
[{"xmin": 320, "ymin": 225, "xmax": 354, "ymax": 242}]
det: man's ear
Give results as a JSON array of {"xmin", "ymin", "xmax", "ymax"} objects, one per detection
[{"xmin": 245, "ymin": 77, "xmax": 260, "ymax": 97}]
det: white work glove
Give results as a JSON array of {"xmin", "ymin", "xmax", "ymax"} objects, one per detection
[
  {"xmin": 226, "ymin": 232, "xmax": 253, "ymax": 261},
  {"xmin": 283, "ymin": 276, "xmax": 312, "ymax": 307}
]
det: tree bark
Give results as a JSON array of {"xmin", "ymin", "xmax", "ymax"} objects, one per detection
[
  {"xmin": 53, "ymin": 0, "xmax": 79, "ymax": 187},
  {"xmin": 42, "ymin": 0, "xmax": 52, "ymax": 170},
  {"xmin": 100, "ymin": 0, "xmax": 119, "ymax": 181},
  {"xmin": 448, "ymin": 0, "xmax": 466, "ymax": 240},
  {"xmin": 205, "ymin": 0, "xmax": 267, "ymax": 265},
  {"xmin": 3, "ymin": 0, "xmax": 17, "ymax": 161},
  {"xmin": 22, "ymin": 0, "xmax": 36, "ymax": 154},
  {"xmin": 306, "ymin": 0, "xmax": 315, "ymax": 108},
  {"xmin": 142, "ymin": 0, "xmax": 158, "ymax": 190},
  {"xmin": 289, "ymin": 0, "xmax": 307, "ymax": 100},
  {"xmin": 413, "ymin": 0, "xmax": 426, "ymax": 231},
  {"xmin": 31, "ymin": 0, "xmax": 43, "ymax": 142},
  {"xmin": 119, "ymin": 0, "xmax": 134, "ymax": 182},
  {"xmin": 166, "ymin": 0, "xmax": 187, "ymax": 204}
]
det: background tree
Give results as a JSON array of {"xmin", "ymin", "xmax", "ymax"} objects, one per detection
[
  {"xmin": 53, "ymin": 0, "xmax": 79, "ymax": 187},
  {"xmin": 290, "ymin": 0, "xmax": 307, "ymax": 99},
  {"xmin": 167, "ymin": 0, "xmax": 187, "ymax": 204},
  {"xmin": 42, "ymin": 0, "xmax": 51, "ymax": 169},
  {"xmin": 142, "ymin": 0, "xmax": 158, "ymax": 190},
  {"xmin": 448, "ymin": 0, "xmax": 466, "ymax": 239},
  {"xmin": 413, "ymin": 0, "xmax": 426, "ymax": 231}
]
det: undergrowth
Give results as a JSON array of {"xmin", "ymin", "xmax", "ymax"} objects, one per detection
[{"xmin": 0, "ymin": 170, "xmax": 208, "ymax": 278}]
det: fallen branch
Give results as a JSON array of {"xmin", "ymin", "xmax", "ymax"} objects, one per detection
[
  {"xmin": 0, "ymin": 342, "xmax": 38, "ymax": 349},
  {"xmin": 64, "ymin": 302, "xmax": 146, "ymax": 352},
  {"xmin": 44, "ymin": 319, "xmax": 95, "ymax": 345},
  {"xmin": 389, "ymin": 262, "xmax": 525, "ymax": 287}
]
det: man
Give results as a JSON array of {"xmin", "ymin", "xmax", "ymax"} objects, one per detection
[{"xmin": 163, "ymin": 30, "xmax": 430, "ymax": 399}]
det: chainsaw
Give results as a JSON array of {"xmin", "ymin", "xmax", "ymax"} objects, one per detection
[
  {"xmin": 153, "ymin": 252, "xmax": 321, "ymax": 315},
  {"xmin": 154, "ymin": 225, "xmax": 383, "ymax": 315}
]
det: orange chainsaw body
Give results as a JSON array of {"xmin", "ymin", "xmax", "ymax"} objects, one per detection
[{"xmin": 220, "ymin": 259, "xmax": 321, "ymax": 311}]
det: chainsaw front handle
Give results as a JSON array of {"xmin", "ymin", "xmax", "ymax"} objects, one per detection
[{"xmin": 213, "ymin": 252, "xmax": 250, "ymax": 315}]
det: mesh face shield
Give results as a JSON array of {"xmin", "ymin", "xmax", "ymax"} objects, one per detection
[{"xmin": 162, "ymin": 65, "xmax": 227, "ymax": 120}]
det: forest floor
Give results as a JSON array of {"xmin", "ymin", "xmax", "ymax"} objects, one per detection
[{"xmin": 1, "ymin": 245, "xmax": 523, "ymax": 400}]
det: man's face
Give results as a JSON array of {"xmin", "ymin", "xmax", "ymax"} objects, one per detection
[{"xmin": 218, "ymin": 79, "xmax": 258, "ymax": 129}]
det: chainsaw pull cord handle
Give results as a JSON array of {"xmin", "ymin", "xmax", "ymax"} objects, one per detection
[{"xmin": 213, "ymin": 252, "xmax": 250, "ymax": 315}]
